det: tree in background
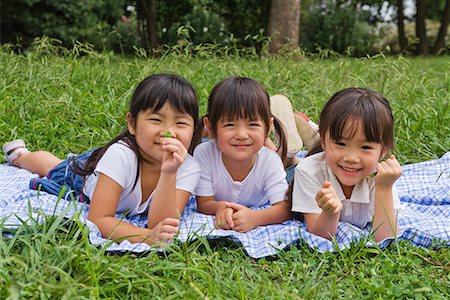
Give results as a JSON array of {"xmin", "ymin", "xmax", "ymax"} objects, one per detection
[
  {"xmin": 396, "ymin": 0, "xmax": 408, "ymax": 52},
  {"xmin": 267, "ymin": 0, "xmax": 301, "ymax": 54},
  {"xmin": 430, "ymin": 0, "xmax": 450, "ymax": 54}
]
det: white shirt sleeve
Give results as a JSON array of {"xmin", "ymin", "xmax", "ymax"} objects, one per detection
[
  {"xmin": 94, "ymin": 143, "xmax": 136, "ymax": 190},
  {"xmin": 262, "ymin": 149, "xmax": 288, "ymax": 205},
  {"xmin": 176, "ymin": 154, "xmax": 201, "ymax": 194},
  {"xmin": 291, "ymin": 157, "xmax": 323, "ymax": 213},
  {"xmin": 193, "ymin": 142, "xmax": 215, "ymax": 197}
]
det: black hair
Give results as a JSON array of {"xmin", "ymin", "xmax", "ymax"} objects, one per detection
[
  {"xmin": 193, "ymin": 76, "xmax": 287, "ymax": 165},
  {"xmin": 307, "ymin": 87, "xmax": 394, "ymax": 157},
  {"xmin": 73, "ymin": 74, "xmax": 199, "ymax": 189}
]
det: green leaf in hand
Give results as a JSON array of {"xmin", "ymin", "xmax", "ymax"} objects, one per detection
[{"xmin": 162, "ymin": 131, "xmax": 173, "ymax": 138}]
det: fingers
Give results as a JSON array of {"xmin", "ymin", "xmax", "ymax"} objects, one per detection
[
  {"xmin": 149, "ymin": 218, "xmax": 180, "ymax": 245},
  {"xmin": 316, "ymin": 182, "xmax": 341, "ymax": 214},
  {"xmin": 323, "ymin": 181, "xmax": 331, "ymax": 188},
  {"xmin": 377, "ymin": 154, "xmax": 402, "ymax": 179},
  {"xmin": 225, "ymin": 208, "xmax": 234, "ymax": 228},
  {"xmin": 162, "ymin": 140, "xmax": 188, "ymax": 160},
  {"xmin": 224, "ymin": 201, "xmax": 245, "ymax": 211},
  {"xmin": 215, "ymin": 207, "xmax": 233, "ymax": 230}
]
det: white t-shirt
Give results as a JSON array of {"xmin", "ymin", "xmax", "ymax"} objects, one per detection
[
  {"xmin": 193, "ymin": 140, "xmax": 288, "ymax": 207},
  {"xmin": 292, "ymin": 152, "xmax": 401, "ymax": 228},
  {"xmin": 83, "ymin": 142, "xmax": 201, "ymax": 217}
]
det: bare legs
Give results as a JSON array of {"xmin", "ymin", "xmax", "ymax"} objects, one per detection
[{"xmin": 10, "ymin": 151, "xmax": 62, "ymax": 177}]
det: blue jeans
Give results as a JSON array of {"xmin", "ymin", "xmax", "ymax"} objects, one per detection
[{"xmin": 29, "ymin": 150, "xmax": 95, "ymax": 202}]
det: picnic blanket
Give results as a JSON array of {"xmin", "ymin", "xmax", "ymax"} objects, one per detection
[{"xmin": 1, "ymin": 152, "xmax": 449, "ymax": 258}]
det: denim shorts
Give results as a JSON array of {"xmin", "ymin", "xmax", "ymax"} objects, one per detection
[
  {"xmin": 29, "ymin": 150, "xmax": 95, "ymax": 202},
  {"xmin": 285, "ymin": 163, "xmax": 297, "ymax": 184}
]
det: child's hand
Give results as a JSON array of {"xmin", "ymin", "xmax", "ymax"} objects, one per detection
[
  {"xmin": 225, "ymin": 202, "xmax": 258, "ymax": 233},
  {"xmin": 215, "ymin": 206, "xmax": 234, "ymax": 230},
  {"xmin": 375, "ymin": 154, "xmax": 402, "ymax": 189},
  {"xmin": 315, "ymin": 181, "xmax": 342, "ymax": 215},
  {"xmin": 146, "ymin": 217, "xmax": 180, "ymax": 246},
  {"xmin": 161, "ymin": 133, "xmax": 188, "ymax": 174}
]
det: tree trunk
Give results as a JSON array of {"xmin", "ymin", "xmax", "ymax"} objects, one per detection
[
  {"xmin": 268, "ymin": 0, "xmax": 301, "ymax": 54},
  {"xmin": 431, "ymin": 0, "xmax": 450, "ymax": 54},
  {"xmin": 415, "ymin": 0, "xmax": 428, "ymax": 55},
  {"xmin": 396, "ymin": 0, "xmax": 408, "ymax": 52},
  {"xmin": 141, "ymin": 0, "xmax": 158, "ymax": 51}
]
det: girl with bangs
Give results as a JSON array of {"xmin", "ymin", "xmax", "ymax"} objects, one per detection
[
  {"xmin": 194, "ymin": 76, "xmax": 291, "ymax": 233},
  {"xmin": 3, "ymin": 74, "xmax": 201, "ymax": 245},
  {"xmin": 291, "ymin": 88, "xmax": 402, "ymax": 242}
]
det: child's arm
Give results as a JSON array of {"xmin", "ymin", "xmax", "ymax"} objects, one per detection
[
  {"xmin": 224, "ymin": 200, "xmax": 291, "ymax": 233},
  {"xmin": 372, "ymin": 154, "xmax": 402, "ymax": 242},
  {"xmin": 147, "ymin": 136, "xmax": 192, "ymax": 228},
  {"xmin": 303, "ymin": 181, "xmax": 342, "ymax": 239},
  {"xmin": 197, "ymin": 196, "xmax": 235, "ymax": 229},
  {"xmin": 88, "ymin": 173, "xmax": 179, "ymax": 245}
]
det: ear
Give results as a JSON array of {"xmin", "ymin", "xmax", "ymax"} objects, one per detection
[
  {"xmin": 203, "ymin": 117, "xmax": 215, "ymax": 138},
  {"xmin": 268, "ymin": 117, "xmax": 274, "ymax": 137},
  {"xmin": 381, "ymin": 146, "xmax": 388, "ymax": 159},
  {"xmin": 127, "ymin": 112, "xmax": 136, "ymax": 135}
]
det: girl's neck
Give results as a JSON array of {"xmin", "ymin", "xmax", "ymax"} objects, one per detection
[
  {"xmin": 222, "ymin": 155, "xmax": 255, "ymax": 182},
  {"xmin": 340, "ymin": 183, "xmax": 354, "ymax": 199}
]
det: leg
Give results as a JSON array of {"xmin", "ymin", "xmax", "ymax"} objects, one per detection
[
  {"xmin": 14, "ymin": 151, "xmax": 63, "ymax": 177},
  {"xmin": 3, "ymin": 140, "xmax": 62, "ymax": 177}
]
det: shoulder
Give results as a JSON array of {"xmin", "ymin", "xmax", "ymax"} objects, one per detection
[
  {"xmin": 193, "ymin": 140, "xmax": 219, "ymax": 161},
  {"xmin": 194, "ymin": 140, "xmax": 215, "ymax": 154},
  {"xmin": 100, "ymin": 141, "xmax": 137, "ymax": 166},
  {"xmin": 107, "ymin": 141, "xmax": 135, "ymax": 156},
  {"xmin": 181, "ymin": 154, "xmax": 201, "ymax": 173},
  {"xmin": 297, "ymin": 152, "xmax": 325, "ymax": 172},
  {"xmin": 258, "ymin": 146, "xmax": 283, "ymax": 163}
]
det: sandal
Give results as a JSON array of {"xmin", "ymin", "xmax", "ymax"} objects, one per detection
[
  {"xmin": 270, "ymin": 95, "xmax": 303, "ymax": 156},
  {"xmin": 3, "ymin": 139, "xmax": 29, "ymax": 166}
]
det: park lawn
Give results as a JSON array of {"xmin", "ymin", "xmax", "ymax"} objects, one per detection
[{"xmin": 0, "ymin": 47, "xmax": 449, "ymax": 298}]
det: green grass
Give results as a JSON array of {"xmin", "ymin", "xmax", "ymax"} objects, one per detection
[{"xmin": 0, "ymin": 48, "xmax": 449, "ymax": 298}]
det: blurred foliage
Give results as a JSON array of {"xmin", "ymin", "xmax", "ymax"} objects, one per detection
[
  {"xmin": 300, "ymin": 0, "xmax": 378, "ymax": 56},
  {"xmin": 0, "ymin": 0, "xmax": 127, "ymax": 50},
  {"xmin": 1, "ymin": 0, "xmax": 448, "ymax": 56}
]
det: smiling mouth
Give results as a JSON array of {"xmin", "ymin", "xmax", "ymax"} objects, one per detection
[
  {"xmin": 233, "ymin": 144, "xmax": 250, "ymax": 148},
  {"xmin": 340, "ymin": 166, "xmax": 361, "ymax": 173}
]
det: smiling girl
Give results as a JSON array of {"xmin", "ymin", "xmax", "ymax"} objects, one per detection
[
  {"xmin": 291, "ymin": 87, "xmax": 402, "ymax": 242},
  {"xmin": 193, "ymin": 76, "xmax": 291, "ymax": 233}
]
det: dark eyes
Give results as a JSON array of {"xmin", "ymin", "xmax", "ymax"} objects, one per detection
[
  {"xmin": 148, "ymin": 118, "xmax": 161, "ymax": 122},
  {"xmin": 334, "ymin": 141, "xmax": 346, "ymax": 146}
]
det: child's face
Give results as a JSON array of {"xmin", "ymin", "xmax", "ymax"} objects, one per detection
[
  {"xmin": 213, "ymin": 116, "xmax": 268, "ymax": 166},
  {"xmin": 127, "ymin": 102, "xmax": 195, "ymax": 163},
  {"xmin": 322, "ymin": 119, "xmax": 387, "ymax": 190}
]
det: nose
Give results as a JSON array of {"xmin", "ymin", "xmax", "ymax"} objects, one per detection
[
  {"xmin": 235, "ymin": 126, "xmax": 249, "ymax": 139},
  {"xmin": 344, "ymin": 149, "xmax": 360, "ymax": 163}
]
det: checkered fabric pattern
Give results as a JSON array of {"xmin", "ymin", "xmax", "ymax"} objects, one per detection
[{"xmin": 1, "ymin": 152, "xmax": 449, "ymax": 258}]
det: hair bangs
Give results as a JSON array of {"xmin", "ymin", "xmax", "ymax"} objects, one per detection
[
  {"xmin": 208, "ymin": 76, "xmax": 271, "ymax": 134},
  {"xmin": 130, "ymin": 74, "xmax": 198, "ymax": 126},
  {"xmin": 320, "ymin": 88, "xmax": 394, "ymax": 151}
]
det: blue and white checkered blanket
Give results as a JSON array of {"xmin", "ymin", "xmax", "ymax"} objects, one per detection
[{"xmin": 1, "ymin": 152, "xmax": 449, "ymax": 258}]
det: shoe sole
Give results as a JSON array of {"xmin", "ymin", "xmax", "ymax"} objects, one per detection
[{"xmin": 270, "ymin": 95, "xmax": 303, "ymax": 153}]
